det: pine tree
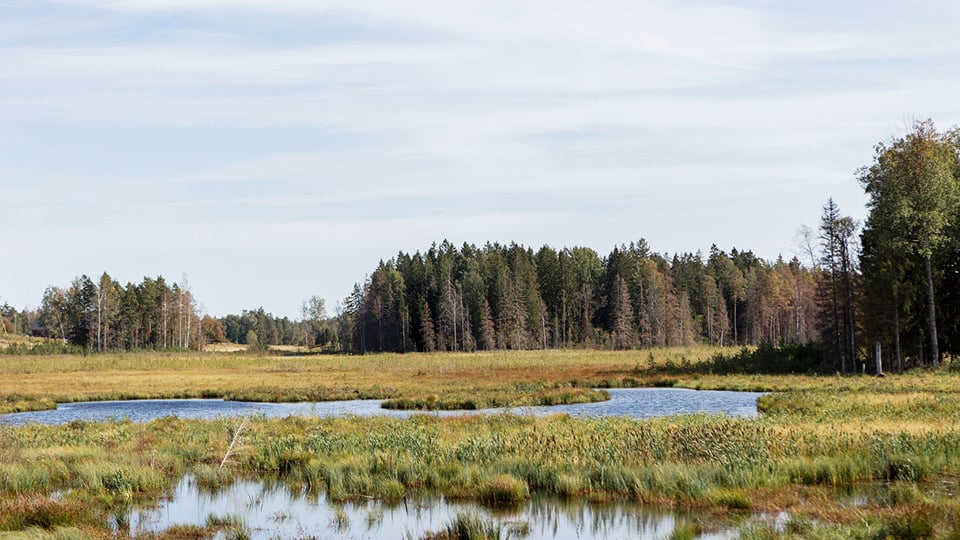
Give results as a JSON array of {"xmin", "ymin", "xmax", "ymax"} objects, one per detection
[
  {"xmin": 479, "ymin": 299, "xmax": 496, "ymax": 350},
  {"xmin": 816, "ymin": 198, "xmax": 858, "ymax": 372},
  {"xmin": 608, "ymin": 274, "xmax": 634, "ymax": 349},
  {"xmin": 420, "ymin": 299, "xmax": 437, "ymax": 352}
]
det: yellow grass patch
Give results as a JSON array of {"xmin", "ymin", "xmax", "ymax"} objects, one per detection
[
  {"xmin": 202, "ymin": 342, "xmax": 247, "ymax": 353},
  {"xmin": 0, "ymin": 334, "xmax": 48, "ymax": 350},
  {"xmin": 0, "ymin": 347, "xmax": 719, "ymax": 412}
]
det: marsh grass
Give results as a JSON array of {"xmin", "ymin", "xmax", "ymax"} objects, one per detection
[
  {"xmin": 330, "ymin": 508, "xmax": 350, "ymax": 532},
  {"xmin": 705, "ymin": 488, "xmax": 752, "ymax": 510},
  {"xmin": 203, "ymin": 513, "xmax": 251, "ymax": 540},
  {"xmin": 736, "ymin": 503, "xmax": 958, "ymax": 540},
  {"xmin": 0, "ymin": 527, "xmax": 88, "ymax": 540},
  {"xmin": 2, "ymin": 345, "xmax": 950, "ymax": 416},
  {"xmin": 0, "ymin": 495, "xmax": 78, "ymax": 530},
  {"xmin": 421, "ymin": 512, "xmax": 527, "ymax": 540},
  {"xmin": 3, "ymin": 348, "xmax": 960, "ymax": 536},
  {"xmin": 668, "ymin": 523, "xmax": 696, "ymax": 540},
  {"xmin": 149, "ymin": 524, "xmax": 211, "ymax": 539},
  {"xmin": 0, "ymin": 347, "xmax": 718, "ymax": 413},
  {"xmin": 9, "ymin": 411, "xmax": 959, "ymax": 507},
  {"xmin": 476, "ymin": 474, "xmax": 529, "ymax": 506},
  {"xmin": 381, "ymin": 387, "xmax": 609, "ymax": 410}
]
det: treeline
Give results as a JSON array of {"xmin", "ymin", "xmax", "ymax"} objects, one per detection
[
  {"xmin": 8, "ymin": 120, "xmax": 958, "ymax": 372},
  {"xmin": 3, "ymin": 276, "xmax": 335, "ymax": 353},
  {"xmin": 1, "ymin": 275, "xmax": 207, "ymax": 352},
  {"xmin": 0, "ymin": 303, "xmax": 34, "ymax": 336},
  {"xmin": 338, "ymin": 240, "xmax": 818, "ymax": 354},
  {"xmin": 771, "ymin": 120, "xmax": 960, "ymax": 373},
  {"xmin": 334, "ymin": 120, "xmax": 960, "ymax": 373},
  {"xmin": 22, "ymin": 273, "xmax": 205, "ymax": 351},
  {"xmin": 219, "ymin": 301, "xmax": 335, "ymax": 350}
]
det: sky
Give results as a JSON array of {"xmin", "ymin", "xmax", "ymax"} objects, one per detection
[{"xmin": 2, "ymin": 1, "xmax": 960, "ymax": 319}]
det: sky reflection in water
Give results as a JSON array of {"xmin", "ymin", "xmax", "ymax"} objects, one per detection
[{"xmin": 0, "ymin": 388, "xmax": 764, "ymax": 426}]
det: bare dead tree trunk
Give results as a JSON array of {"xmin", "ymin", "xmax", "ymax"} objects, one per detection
[
  {"xmin": 732, "ymin": 300, "xmax": 737, "ymax": 345},
  {"xmin": 96, "ymin": 287, "xmax": 103, "ymax": 352},
  {"xmin": 875, "ymin": 342, "xmax": 883, "ymax": 376},
  {"xmin": 843, "ymin": 262, "xmax": 856, "ymax": 373},
  {"xmin": 925, "ymin": 254, "xmax": 940, "ymax": 368},
  {"xmin": 893, "ymin": 299, "xmax": 903, "ymax": 373}
]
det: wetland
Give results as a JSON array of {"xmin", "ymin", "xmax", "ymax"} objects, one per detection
[{"xmin": 1, "ymin": 348, "xmax": 959, "ymax": 538}]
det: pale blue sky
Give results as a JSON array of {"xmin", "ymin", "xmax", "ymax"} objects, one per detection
[{"xmin": 3, "ymin": 1, "xmax": 959, "ymax": 318}]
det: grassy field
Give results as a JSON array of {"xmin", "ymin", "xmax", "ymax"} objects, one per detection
[
  {"xmin": 0, "ymin": 334, "xmax": 45, "ymax": 351},
  {"xmin": 0, "ymin": 347, "xmax": 722, "ymax": 413},
  {"xmin": 1, "ymin": 348, "xmax": 960, "ymax": 538}
]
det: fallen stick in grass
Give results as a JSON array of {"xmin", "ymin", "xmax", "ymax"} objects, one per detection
[{"xmin": 219, "ymin": 416, "xmax": 248, "ymax": 471}]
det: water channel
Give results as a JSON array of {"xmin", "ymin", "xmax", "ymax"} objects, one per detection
[{"xmin": 0, "ymin": 388, "xmax": 764, "ymax": 426}]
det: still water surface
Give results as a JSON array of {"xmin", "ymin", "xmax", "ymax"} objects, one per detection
[
  {"xmin": 130, "ymin": 476, "xmax": 735, "ymax": 540},
  {"xmin": 0, "ymin": 388, "xmax": 763, "ymax": 426}
]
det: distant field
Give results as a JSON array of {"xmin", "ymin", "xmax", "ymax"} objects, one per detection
[
  {"xmin": 202, "ymin": 342, "xmax": 248, "ymax": 353},
  {"xmin": 0, "ymin": 338, "xmax": 298, "ymax": 354},
  {"xmin": 0, "ymin": 347, "xmax": 722, "ymax": 413},
  {"xmin": 0, "ymin": 334, "xmax": 45, "ymax": 350},
  {"xmin": 2, "ymin": 347, "xmax": 958, "ymax": 433},
  {"xmin": 205, "ymin": 343, "xmax": 305, "ymax": 352}
]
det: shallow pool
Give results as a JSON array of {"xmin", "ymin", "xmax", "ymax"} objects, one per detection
[{"xmin": 129, "ymin": 476, "xmax": 735, "ymax": 540}]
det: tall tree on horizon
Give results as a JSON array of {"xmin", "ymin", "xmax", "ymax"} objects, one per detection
[
  {"xmin": 857, "ymin": 120, "xmax": 960, "ymax": 368},
  {"xmin": 817, "ymin": 198, "xmax": 859, "ymax": 373},
  {"xmin": 96, "ymin": 272, "xmax": 120, "ymax": 352},
  {"xmin": 608, "ymin": 274, "xmax": 634, "ymax": 349}
]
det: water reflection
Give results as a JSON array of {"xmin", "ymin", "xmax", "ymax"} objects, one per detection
[
  {"xmin": 0, "ymin": 388, "xmax": 764, "ymax": 426},
  {"xmin": 131, "ymin": 476, "xmax": 734, "ymax": 539}
]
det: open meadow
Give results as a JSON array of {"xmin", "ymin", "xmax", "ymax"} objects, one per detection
[
  {"xmin": 0, "ymin": 347, "xmax": 728, "ymax": 414},
  {"xmin": 1, "ymin": 347, "xmax": 959, "ymax": 538}
]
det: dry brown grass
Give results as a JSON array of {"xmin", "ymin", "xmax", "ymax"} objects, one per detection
[
  {"xmin": 0, "ymin": 347, "xmax": 720, "ymax": 412},
  {"xmin": 0, "ymin": 334, "xmax": 47, "ymax": 351},
  {"xmin": 202, "ymin": 342, "xmax": 247, "ymax": 353},
  {"xmin": 203, "ymin": 343, "xmax": 311, "ymax": 353},
  {"xmin": 5, "ymin": 347, "xmax": 958, "ymax": 436}
]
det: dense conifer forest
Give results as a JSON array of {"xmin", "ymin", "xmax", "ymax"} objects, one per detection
[{"xmin": 340, "ymin": 240, "xmax": 816, "ymax": 354}]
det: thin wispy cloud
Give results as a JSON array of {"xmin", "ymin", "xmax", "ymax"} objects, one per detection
[{"xmin": 3, "ymin": 1, "xmax": 959, "ymax": 317}]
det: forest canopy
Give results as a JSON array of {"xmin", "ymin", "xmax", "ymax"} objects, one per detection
[{"xmin": 338, "ymin": 241, "xmax": 816, "ymax": 356}]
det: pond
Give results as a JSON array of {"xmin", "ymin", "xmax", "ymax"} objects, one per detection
[
  {"xmin": 128, "ymin": 476, "xmax": 737, "ymax": 540},
  {"xmin": 0, "ymin": 388, "xmax": 764, "ymax": 426}
]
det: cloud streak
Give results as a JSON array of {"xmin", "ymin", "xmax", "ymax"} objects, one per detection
[{"xmin": 3, "ymin": 1, "xmax": 959, "ymax": 316}]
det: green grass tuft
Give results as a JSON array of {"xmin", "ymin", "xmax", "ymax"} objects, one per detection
[{"xmin": 476, "ymin": 474, "xmax": 529, "ymax": 506}]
